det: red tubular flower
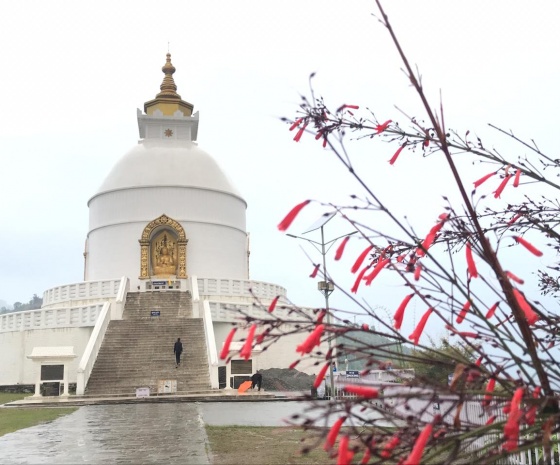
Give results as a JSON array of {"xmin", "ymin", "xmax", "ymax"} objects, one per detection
[
  {"xmin": 239, "ymin": 324, "xmax": 257, "ymax": 360},
  {"xmin": 493, "ymin": 174, "xmax": 513, "ymax": 199},
  {"xmin": 309, "ymin": 264, "xmax": 320, "ymax": 278},
  {"xmin": 219, "ymin": 327, "xmax": 237, "ymax": 360},
  {"xmin": 506, "ymin": 271, "xmax": 524, "ymax": 284},
  {"xmin": 256, "ymin": 328, "xmax": 269, "ymax": 344},
  {"xmin": 503, "ymin": 388, "xmax": 524, "ymax": 451},
  {"xmin": 482, "ymin": 378, "xmax": 496, "ymax": 407},
  {"xmin": 314, "ymin": 362, "xmax": 330, "ymax": 389},
  {"xmin": 336, "ymin": 435, "xmax": 353, "ymax": 465},
  {"xmin": 314, "ymin": 129, "xmax": 324, "ymax": 140},
  {"xmin": 351, "ymin": 265, "xmax": 370, "ymax": 294},
  {"xmin": 277, "ymin": 200, "xmax": 311, "ymax": 231},
  {"xmin": 381, "ymin": 434, "xmax": 400, "ymax": 459},
  {"xmin": 296, "ymin": 324, "xmax": 325, "ymax": 354},
  {"xmin": 337, "ymin": 104, "xmax": 359, "ymax": 112},
  {"xmin": 293, "ymin": 121, "xmax": 309, "ymax": 142},
  {"xmin": 409, "ymin": 308, "xmax": 433, "ymax": 345},
  {"xmin": 475, "ymin": 356, "xmax": 483, "ymax": 367},
  {"xmin": 525, "ymin": 387, "xmax": 541, "ymax": 426},
  {"xmin": 394, "ymin": 294, "xmax": 414, "ymax": 330},
  {"xmin": 404, "ymin": 423, "xmax": 433, "ymax": 465},
  {"xmin": 414, "ymin": 264, "xmax": 422, "ymax": 281},
  {"xmin": 375, "ymin": 119, "xmax": 392, "ymax": 134},
  {"xmin": 389, "ymin": 143, "xmax": 407, "ymax": 165},
  {"xmin": 334, "ymin": 236, "xmax": 351, "ymax": 261},
  {"xmin": 473, "ymin": 171, "xmax": 496, "ymax": 188},
  {"xmin": 362, "ymin": 323, "xmax": 369, "ymax": 331},
  {"xmin": 466, "ymin": 243, "xmax": 478, "ymax": 278},
  {"xmin": 508, "ymin": 213, "xmax": 522, "ymax": 225},
  {"xmin": 343, "ymin": 385, "xmax": 379, "ymax": 398},
  {"xmin": 513, "ymin": 235, "xmax": 543, "ymax": 257},
  {"xmin": 316, "ymin": 309, "xmax": 327, "ymax": 324},
  {"xmin": 268, "ymin": 295, "xmax": 280, "ymax": 313},
  {"xmin": 289, "ymin": 117, "xmax": 304, "ymax": 131},
  {"xmin": 512, "ymin": 288, "xmax": 539, "ymax": 325},
  {"xmin": 456, "ymin": 300, "xmax": 471, "ymax": 324},
  {"xmin": 322, "ymin": 136, "xmax": 328, "ymax": 148},
  {"xmin": 363, "ymin": 258, "xmax": 390, "ymax": 285},
  {"xmin": 486, "ymin": 302, "xmax": 499, "ymax": 319},
  {"xmin": 351, "ymin": 245, "xmax": 374, "ymax": 273},
  {"xmin": 324, "ymin": 416, "xmax": 347, "ymax": 451},
  {"xmin": 359, "ymin": 447, "xmax": 371, "ymax": 465},
  {"xmin": 289, "ymin": 360, "xmax": 300, "ymax": 369},
  {"xmin": 423, "ymin": 138, "xmax": 430, "ymax": 147},
  {"xmin": 485, "ymin": 415, "xmax": 496, "ymax": 426},
  {"xmin": 513, "ymin": 169, "xmax": 521, "ymax": 187}
]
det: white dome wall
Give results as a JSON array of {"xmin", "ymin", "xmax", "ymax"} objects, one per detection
[{"xmin": 87, "ymin": 140, "xmax": 248, "ymax": 283}]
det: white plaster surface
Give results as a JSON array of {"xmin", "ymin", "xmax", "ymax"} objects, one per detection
[{"xmin": 0, "ymin": 327, "xmax": 92, "ymax": 385}]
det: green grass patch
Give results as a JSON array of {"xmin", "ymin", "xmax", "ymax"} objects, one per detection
[
  {"xmin": 0, "ymin": 393, "xmax": 28, "ymax": 405},
  {"xmin": 0, "ymin": 392, "xmax": 77, "ymax": 437},
  {"xmin": 206, "ymin": 425, "xmax": 333, "ymax": 465}
]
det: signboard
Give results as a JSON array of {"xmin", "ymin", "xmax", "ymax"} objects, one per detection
[
  {"xmin": 346, "ymin": 370, "xmax": 360, "ymax": 378},
  {"xmin": 136, "ymin": 387, "xmax": 150, "ymax": 398},
  {"xmin": 152, "ymin": 281, "xmax": 166, "ymax": 286},
  {"xmin": 41, "ymin": 365, "xmax": 64, "ymax": 381},
  {"xmin": 158, "ymin": 379, "xmax": 177, "ymax": 394},
  {"xmin": 151, "ymin": 310, "xmax": 161, "ymax": 317}
]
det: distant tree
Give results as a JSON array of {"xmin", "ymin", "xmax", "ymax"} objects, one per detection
[{"xmin": 407, "ymin": 338, "xmax": 475, "ymax": 386}]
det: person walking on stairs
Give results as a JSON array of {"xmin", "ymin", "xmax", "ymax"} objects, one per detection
[{"xmin": 174, "ymin": 337, "xmax": 183, "ymax": 368}]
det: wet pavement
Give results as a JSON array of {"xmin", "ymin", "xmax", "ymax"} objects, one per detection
[
  {"xmin": 0, "ymin": 399, "xmax": 360, "ymax": 463},
  {"xmin": 0, "ymin": 404, "xmax": 210, "ymax": 464}
]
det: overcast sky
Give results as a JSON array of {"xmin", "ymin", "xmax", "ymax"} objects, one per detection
[{"xmin": 1, "ymin": 1, "xmax": 558, "ymax": 335}]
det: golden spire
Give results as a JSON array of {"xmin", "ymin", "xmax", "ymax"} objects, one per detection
[{"xmin": 144, "ymin": 53, "xmax": 194, "ymax": 116}]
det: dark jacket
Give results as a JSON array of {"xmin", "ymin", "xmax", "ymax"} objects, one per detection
[{"xmin": 174, "ymin": 341, "xmax": 183, "ymax": 354}]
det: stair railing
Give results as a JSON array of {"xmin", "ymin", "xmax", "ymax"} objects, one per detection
[
  {"xmin": 76, "ymin": 301, "xmax": 112, "ymax": 395},
  {"xmin": 202, "ymin": 300, "xmax": 219, "ymax": 388},
  {"xmin": 113, "ymin": 276, "xmax": 129, "ymax": 320},
  {"xmin": 190, "ymin": 275, "xmax": 201, "ymax": 318}
]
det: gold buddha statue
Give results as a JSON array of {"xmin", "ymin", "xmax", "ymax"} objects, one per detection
[{"xmin": 152, "ymin": 234, "xmax": 177, "ymax": 276}]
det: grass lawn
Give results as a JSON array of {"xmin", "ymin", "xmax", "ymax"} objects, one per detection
[
  {"xmin": 0, "ymin": 392, "xmax": 77, "ymax": 437},
  {"xmin": 206, "ymin": 426, "xmax": 352, "ymax": 465}
]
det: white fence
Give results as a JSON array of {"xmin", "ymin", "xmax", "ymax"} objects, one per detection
[
  {"xmin": 42, "ymin": 279, "xmax": 122, "ymax": 307},
  {"xmin": 197, "ymin": 278, "xmax": 286, "ymax": 300},
  {"xmin": 0, "ymin": 305, "xmax": 104, "ymax": 333}
]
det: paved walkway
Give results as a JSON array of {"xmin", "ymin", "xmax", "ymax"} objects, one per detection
[{"xmin": 0, "ymin": 404, "xmax": 210, "ymax": 464}]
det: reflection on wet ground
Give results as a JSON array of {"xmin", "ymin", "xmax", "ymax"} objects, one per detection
[
  {"xmin": 0, "ymin": 404, "xmax": 209, "ymax": 464},
  {"xmin": 0, "ymin": 400, "xmax": 371, "ymax": 464}
]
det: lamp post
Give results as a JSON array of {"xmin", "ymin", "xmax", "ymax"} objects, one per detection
[{"xmin": 286, "ymin": 212, "xmax": 357, "ymax": 399}]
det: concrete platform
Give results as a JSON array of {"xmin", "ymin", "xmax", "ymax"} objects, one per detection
[{"xmin": 3, "ymin": 390, "xmax": 307, "ymax": 407}]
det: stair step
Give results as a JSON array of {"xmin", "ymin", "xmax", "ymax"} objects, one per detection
[{"xmin": 86, "ymin": 291, "xmax": 211, "ymax": 395}]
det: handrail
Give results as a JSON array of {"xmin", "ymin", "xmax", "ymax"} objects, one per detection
[
  {"xmin": 76, "ymin": 302, "xmax": 112, "ymax": 395},
  {"xmin": 202, "ymin": 300, "xmax": 219, "ymax": 389},
  {"xmin": 113, "ymin": 276, "xmax": 129, "ymax": 319},
  {"xmin": 190, "ymin": 275, "xmax": 200, "ymax": 318}
]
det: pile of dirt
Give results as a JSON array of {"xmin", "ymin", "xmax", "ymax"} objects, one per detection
[{"xmin": 258, "ymin": 368, "xmax": 315, "ymax": 392}]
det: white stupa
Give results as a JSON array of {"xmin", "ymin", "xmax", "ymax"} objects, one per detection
[
  {"xmin": 0, "ymin": 54, "xmax": 314, "ymax": 392},
  {"xmin": 86, "ymin": 53, "xmax": 249, "ymax": 285}
]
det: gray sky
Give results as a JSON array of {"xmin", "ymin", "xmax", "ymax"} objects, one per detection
[{"xmin": 1, "ymin": 1, "xmax": 559, "ymax": 335}]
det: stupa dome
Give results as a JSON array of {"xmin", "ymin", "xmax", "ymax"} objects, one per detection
[{"xmin": 92, "ymin": 139, "xmax": 242, "ymax": 201}]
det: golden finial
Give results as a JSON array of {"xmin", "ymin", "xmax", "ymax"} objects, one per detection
[{"xmin": 144, "ymin": 53, "xmax": 194, "ymax": 116}]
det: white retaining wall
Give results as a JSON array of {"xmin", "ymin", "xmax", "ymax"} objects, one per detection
[{"xmin": 0, "ymin": 326, "xmax": 92, "ymax": 385}]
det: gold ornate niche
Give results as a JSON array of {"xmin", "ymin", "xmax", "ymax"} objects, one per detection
[{"xmin": 139, "ymin": 214, "xmax": 188, "ymax": 279}]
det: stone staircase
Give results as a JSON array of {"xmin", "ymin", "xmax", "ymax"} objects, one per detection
[{"xmin": 85, "ymin": 291, "xmax": 211, "ymax": 396}]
